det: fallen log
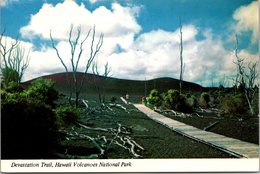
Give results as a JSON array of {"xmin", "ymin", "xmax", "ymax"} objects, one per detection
[
  {"xmin": 79, "ymin": 134, "xmax": 105, "ymax": 156},
  {"xmin": 120, "ymin": 97, "xmax": 128, "ymax": 104},
  {"xmin": 81, "ymin": 99, "xmax": 89, "ymax": 109},
  {"xmin": 203, "ymin": 121, "xmax": 219, "ymax": 131},
  {"xmin": 59, "ymin": 131, "xmax": 106, "ymax": 157},
  {"xmin": 124, "ymin": 137, "xmax": 142, "ymax": 158},
  {"xmin": 126, "ymin": 136, "xmax": 145, "ymax": 150},
  {"xmin": 191, "ymin": 113, "xmax": 203, "ymax": 118},
  {"xmin": 109, "ymin": 103, "xmax": 129, "ymax": 113},
  {"xmin": 62, "ymin": 123, "xmax": 144, "ymax": 159},
  {"xmin": 113, "ymin": 140, "xmax": 128, "ymax": 150},
  {"xmin": 76, "ymin": 122, "xmax": 110, "ymax": 132},
  {"xmin": 101, "ymin": 103, "xmax": 113, "ymax": 111},
  {"xmin": 108, "ymin": 125, "xmax": 143, "ymax": 158}
]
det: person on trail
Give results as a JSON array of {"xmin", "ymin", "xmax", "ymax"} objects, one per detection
[{"xmin": 141, "ymin": 96, "xmax": 147, "ymax": 105}]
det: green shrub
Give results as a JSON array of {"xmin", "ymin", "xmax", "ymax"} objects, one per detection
[
  {"xmin": 164, "ymin": 89, "xmax": 180, "ymax": 109},
  {"xmin": 147, "ymin": 89, "xmax": 162, "ymax": 107},
  {"xmin": 1, "ymin": 92, "xmax": 59, "ymax": 159},
  {"xmin": 1, "ymin": 78, "xmax": 61, "ymax": 159},
  {"xmin": 199, "ymin": 92, "xmax": 210, "ymax": 108},
  {"xmin": 4, "ymin": 81, "xmax": 24, "ymax": 93},
  {"xmin": 25, "ymin": 78, "xmax": 59, "ymax": 106},
  {"xmin": 164, "ymin": 89, "xmax": 192, "ymax": 113},
  {"xmin": 55, "ymin": 106, "xmax": 80, "ymax": 127},
  {"xmin": 1, "ymin": 67, "xmax": 19, "ymax": 86},
  {"xmin": 219, "ymin": 94, "xmax": 247, "ymax": 117},
  {"xmin": 201, "ymin": 92, "xmax": 210, "ymax": 103},
  {"xmin": 186, "ymin": 94, "xmax": 197, "ymax": 108}
]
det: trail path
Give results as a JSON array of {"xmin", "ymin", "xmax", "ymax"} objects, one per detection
[{"xmin": 134, "ymin": 104, "xmax": 259, "ymax": 158}]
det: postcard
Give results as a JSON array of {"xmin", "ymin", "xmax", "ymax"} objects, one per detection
[{"xmin": 0, "ymin": 0, "xmax": 259, "ymax": 173}]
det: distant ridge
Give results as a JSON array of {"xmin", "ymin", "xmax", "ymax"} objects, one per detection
[{"xmin": 25, "ymin": 72, "xmax": 203, "ymax": 95}]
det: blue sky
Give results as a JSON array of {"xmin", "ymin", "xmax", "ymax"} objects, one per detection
[{"xmin": 0, "ymin": 0, "xmax": 258, "ymax": 86}]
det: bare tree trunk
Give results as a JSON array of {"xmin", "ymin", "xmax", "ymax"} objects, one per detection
[
  {"xmin": 92, "ymin": 61, "xmax": 102, "ymax": 104},
  {"xmin": 92, "ymin": 61, "xmax": 111, "ymax": 104},
  {"xmin": 50, "ymin": 25, "xmax": 103, "ymax": 107},
  {"xmin": 50, "ymin": 31, "xmax": 72, "ymax": 104},
  {"xmin": 234, "ymin": 35, "xmax": 258, "ymax": 116},
  {"xmin": 78, "ymin": 27, "xmax": 104, "ymax": 104},
  {"xmin": 179, "ymin": 17, "xmax": 184, "ymax": 94}
]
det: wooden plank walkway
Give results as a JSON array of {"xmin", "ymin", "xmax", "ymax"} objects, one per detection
[{"xmin": 134, "ymin": 104, "xmax": 259, "ymax": 158}]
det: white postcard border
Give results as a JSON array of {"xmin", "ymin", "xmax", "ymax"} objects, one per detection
[{"xmin": 1, "ymin": 158, "xmax": 259, "ymax": 173}]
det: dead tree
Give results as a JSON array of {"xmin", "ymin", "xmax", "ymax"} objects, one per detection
[
  {"xmin": 179, "ymin": 17, "xmax": 184, "ymax": 94},
  {"xmin": 0, "ymin": 32, "xmax": 30, "ymax": 84},
  {"xmin": 92, "ymin": 61, "xmax": 112, "ymax": 104},
  {"xmin": 50, "ymin": 25, "xmax": 103, "ymax": 107},
  {"xmin": 144, "ymin": 75, "xmax": 147, "ymax": 98},
  {"xmin": 234, "ymin": 35, "xmax": 258, "ymax": 116}
]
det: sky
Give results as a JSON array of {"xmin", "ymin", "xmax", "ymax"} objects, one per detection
[{"xmin": 0, "ymin": 0, "xmax": 259, "ymax": 87}]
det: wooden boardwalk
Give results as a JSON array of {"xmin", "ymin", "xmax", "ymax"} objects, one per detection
[{"xmin": 134, "ymin": 104, "xmax": 259, "ymax": 158}]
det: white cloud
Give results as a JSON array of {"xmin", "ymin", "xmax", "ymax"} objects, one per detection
[
  {"xmin": 18, "ymin": 0, "xmax": 143, "ymax": 80},
  {"xmin": 0, "ymin": 36, "xmax": 33, "ymax": 81},
  {"xmin": 20, "ymin": 0, "xmax": 141, "ymax": 66},
  {"xmin": 20, "ymin": 1, "xmax": 141, "ymax": 40},
  {"xmin": 233, "ymin": 1, "xmax": 259, "ymax": 43},
  {"xmin": 20, "ymin": 2, "xmax": 92, "ymax": 40},
  {"xmin": 88, "ymin": 0, "xmax": 104, "ymax": 4},
  {"xmin": 20, "ymin": 22, "xmax": 257, "ymax": 87},
  {"xmin": 0, "ymin": 36, "xmax": 33, "ymax": 49},
  {"xmin": 18, "ymin": 1, "xmax": 258, "ymax": 87},
  {"xmin": 105, "ymin": 26, "xmax": 258, "ymax": 87},
  {"xmin": 25, "ymin": 34, "xmax": 108, "ymax": 81},
  {"xmin": 108, "ymin": 25, "xmax": 235, "ymax": 85}
]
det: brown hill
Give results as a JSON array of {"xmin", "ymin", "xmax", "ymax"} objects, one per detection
[{"xmin": 25, "ymin": 72, "xmax": 203, "ymax": 95}]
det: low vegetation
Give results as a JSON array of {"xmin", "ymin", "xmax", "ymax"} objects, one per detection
[
  {"xmin": 145, "ymin": 87, "xmax": 259, "ymax": 144},
  {"xmin": 147, "ymin": 87, "xmax": 258, "ymax": 119},
  {"xmin": 147, "ymin": 89, "xmax": 162, "ymax": 107},
  {"xmin": 1, "ymin": 77, "xmax": 238, "ymax": 159},
  {"xmin": 1, "ymin": 79, "xmax": 60, "ymax": 159}
]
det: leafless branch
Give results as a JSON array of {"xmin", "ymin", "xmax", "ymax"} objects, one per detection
[
  {"xmin": 0, "ymin": 31, "xmax": 30, "ymax": 83},
  {"xmin": 234, "ymin": 35, "xmax": 258, "ymax": 116},
  {"xmin": 50, "ymin": 25, "xmax": 103, "ymax": 107}
]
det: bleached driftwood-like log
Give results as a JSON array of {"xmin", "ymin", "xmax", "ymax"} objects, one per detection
[
  {"xmin": 81, "ymin": 99, "xmax": 89, "ymax": 109},
  {"xmin": 125, "ymin": 137, "xmax": 142, "ymax": 158},
  {"xmin": 79, "ymin": 134, "xmax": 105, "ymax": 156},
  {"xmin": 59, "ymin": 131, "xmax": 105, "ymax": 157},
  {"xmin": 109, "ymin": 103, "xmax": 129, "ymax": 113},
  {"xmin": 76, "ymin": 122, "xmax": 110, "ymax": 132},
  {"xmin": 101, "ymin": 103, "xmax": 113, "ymax": 111},
  {"xmin": 191, "ymin": 113, "xmax": 203, "ymax": 118},
  {"xmin": 63, "ymin": 122, "xmax": 144, "ymax": 158},
  {"xmin": 203, "ymin": 121, "xmax": 219, "ymax": 131},
  {"xmin": 120, "ymin": 97, "xmax": 128, "ymax": 104},
  {"xmin": 126, "ymin": 136, "xmax": 144, "ymax": 150}
]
